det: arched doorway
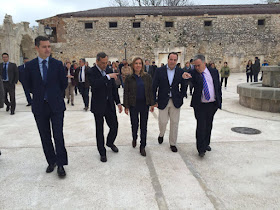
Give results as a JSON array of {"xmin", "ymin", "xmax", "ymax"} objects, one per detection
[{"xmin": 19, "ymin": 34, "xmax": 36, "ymax": 64}]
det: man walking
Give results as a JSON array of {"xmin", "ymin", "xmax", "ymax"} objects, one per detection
[
  {"xmin": 153, "ymin": 52, "xmax": 186, "ymax": 152},
  {"xmin": 25, "ymin": 36, "xmax": 68, "ymax": 177},
  {"xmin": 75, "ymin": 58, "xmax": 90, "ymax": 111},
  {"xmin": 183, "ymin": 54, "xmax": 222, "ymax": 157},
  {"xmin": 18, "ymin": 57, "xmax": 32, "ymax": 106},
  {"xmin": 0, "ymin": 53, "xmax": 18, "ymax": 115},
  {"xmin": 86, "ymin": 52, "xmax": 122, "ymax": 162}
]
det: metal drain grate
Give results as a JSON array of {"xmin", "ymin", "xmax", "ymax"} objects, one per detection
[{"xmin": 231, "ymin": 127, "xmax": 261, "ymax": 135}]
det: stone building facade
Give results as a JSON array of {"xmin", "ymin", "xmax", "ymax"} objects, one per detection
[
  {"xmin": 0, "ymin": 15, "xmax": 40, "ymax": 65},
  {"xmin": 36, "ymin": 3, "xmax": 280, "ymax": 72}
]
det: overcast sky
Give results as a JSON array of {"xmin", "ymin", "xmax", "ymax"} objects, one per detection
[{"xmin": 0, "ymin": 0, "xmax": 264, "ymax": 26}]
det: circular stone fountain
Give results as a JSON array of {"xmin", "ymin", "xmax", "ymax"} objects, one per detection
[{"xmin": 237, "ymin": 66, "xmax": 280, "ymax": 113}]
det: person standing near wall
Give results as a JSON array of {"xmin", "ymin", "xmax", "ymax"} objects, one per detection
[{"xmin": 220, "ymin": 62, "xmax": 230, "ymax": 89}]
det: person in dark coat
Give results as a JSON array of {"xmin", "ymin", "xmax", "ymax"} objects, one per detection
[
  {"xmin": 18, "ymin": 57, "xmax": 33, "ymax": 106},
  {"xmin": 252, "ymin": 57, "xmax": 260, "ymax": 82},
  {"xmin": 182, "ymin": 54, "xmax": 222, "ymax": 157},
  {"xmin": 123, "ymin": 57, "xmax": 155, "ymax": 156}
]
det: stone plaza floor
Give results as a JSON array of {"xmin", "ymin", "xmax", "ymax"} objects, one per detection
[{"xmin": 0, "ymin": 73, "xmax": 280, "ymax": 209}]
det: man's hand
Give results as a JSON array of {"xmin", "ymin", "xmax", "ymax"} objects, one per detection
[
  {"xmin": 154, "ymin": 103, "xmax": 158, "ymax": 108},
  {"xmin": 182, "ymin": 72, "xmax": 192, "ymax": 79},
  {"xmin": 108, "ymin": 73, "xmax": 119, "ymax": 80},
  {"xmin": 150, "ymin": 106, "xmax": 154, "ymax": 112},
  {"xmin": 117, "ymin": 104, "xmax": 123, "ymax": 113},
  {"xmin": 125, "ymin": 108, "xmax": 129, "ymax": 115}
]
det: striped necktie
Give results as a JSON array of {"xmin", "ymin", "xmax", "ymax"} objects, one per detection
[{"xmin": 202, "ymin": 72, "xmax": 210, "ymax": 101}]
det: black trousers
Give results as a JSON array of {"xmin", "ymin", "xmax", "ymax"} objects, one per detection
[
  {"xmin": 93, "ymin": 101, "xmax": 118, "ymax": 156},
  {"xmin": 129, "ymin": 103, "xmax": 149, "ymax": 148},
  {"xmin": 194, "ymin": 102, "xmax": 218, "ymax": 153},
  {"xmin": 3, "ymin": 82, "xmax": 16, "ymax": 112},
  {"xmin": 253, "ymin": 73, "xmax": 259, "ymax": 82},
  {"xmin": 186, "ymin": 80, "xmax": 193, "ymax": 95},
  {"xmin": 78, "ymin": 82, "xmax": 89, "ymax": 108},
  {"xmin": 246, "ymin": 73, "xmax": 253, "ymax": 83},
  {"xmin": 221, "ymin": 77, "xmax": 228, "ymax": 87},
  {"xmin": 34, "ymin": 102, "xmax": 68, "ymax": 166},
  {"xmin": 22, "ymin": 83, "xmax": 32, "ymax": 104}
]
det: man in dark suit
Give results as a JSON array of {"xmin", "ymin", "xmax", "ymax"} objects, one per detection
[
  {"xmin": 252, "ymin": 56, "xmax": 260, "ymax": 82},
  {"xmin": 86, "ymin": 52, "xmax": 123, "ymax": 162},
  {"xmin": 144, "ymin": 60, "xmax": 154, "ymax": 79},
  {"xmin": 152, "ymin": 52, "xmax": 186, "ymax": 152},
  {"xmin": 18, "ymin": 57, "xmax": 32, "ymax": 106},
  {"xmin": 183, "ymin": 54, "xmax": 222, "ymax": 157},
  {"xmin": 74, "ymin": 58, "xmax": 90, "ymax": 111},
  {"xmin": 0, "ymin": 53, "xmax": 19, "ymax": 115},
  {"xmin": 25, "ymin": 36, "xmax": 68, "ymax": 177}
]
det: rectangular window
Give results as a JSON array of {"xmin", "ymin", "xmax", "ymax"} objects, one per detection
[
  {"xmin": 109, "ymin": 22, "xmax": 118, "ymax": 28},
  {"xmin": 258, "ymin": 19, "xmax": 265, "ymax": 26},
  {"xmin": 85, "ymin": 22, "xmax": 93, "ymax": 29},
  {"xmin": 165, "ymin": 22, "xmax": 173, "ymax": 28},
  {"xmin": 204, "ymin": 21, "xmax": 212, "ymax": 27},
  {"xmin": 133, "ymin": 22, "xmax": 141, "ymax": 28}
]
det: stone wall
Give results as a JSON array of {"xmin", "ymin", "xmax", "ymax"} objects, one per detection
[
  {"xmin": 0, "ymin": 15, "xmax": 39, "ymax": 65},
  {"xmin": 39, "ymin": 12, "xmax": 280, "ymax": 72}
]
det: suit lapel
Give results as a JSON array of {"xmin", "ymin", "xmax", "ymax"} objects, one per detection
[
  {"xmin": 47, "ymin": 58, "xmax": 54, "ymax": 84},
  {"xmin": 164, "ymin": 66, "xmax": 170, "ymax": 87}
]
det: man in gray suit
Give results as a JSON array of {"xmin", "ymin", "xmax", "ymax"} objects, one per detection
[{"xmin": 0, "ymin": 53, "xmax": 19, "ymax": 115}]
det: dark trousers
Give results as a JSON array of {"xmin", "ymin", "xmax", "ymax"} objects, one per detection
[
  {"xmin": 22, "ymin": 84, "xmax": 32, "ymax": 104},
  {"xmin": 246, "ymin": 73, "xmax": 253, "ymax": 83},
  {"xmin": 34, "ymin": 102, "xmax": 68, "ymax": 166},
  {"xmin": 93, "ymin": 101, "xmax": 118, "ymax": 156},
  {"xmin": 3, "ymin": 82, "xmax": 16, "ymax": 112},
  {"xmin": 186, "ymin": 80, "xmax": 193, "ymax": 95},
  {"xmin": 75, "ymin": 86, "xmax": 78, "ymax": 95},
  {"xmin": 253, "ymin": 73, "xmax": 259, "ymax": 82},
  {"xmin": 221, "ymin": 77, "xmax": 228, "ymax": 87},
  {"xmin": 78, "ymin": 82, "xmax": 89, "ymax": 108},
  {"xmin": 194, "ymin": 102, "xmax": 218, "ymax": 153},
  {"xmin": 129, "ymin": 104, "xmax": 149, "ymax": 148}
]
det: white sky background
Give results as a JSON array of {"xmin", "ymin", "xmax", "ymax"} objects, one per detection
[{"xmin": 0, "ymin": 0, "xmax": 264, "ymax": 26}]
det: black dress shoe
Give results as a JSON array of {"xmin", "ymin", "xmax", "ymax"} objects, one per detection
[
  {"xmin": 6, "ymin": 106, "xmax": 10, "ymax": 112},
  {"xmin": 109, "ymin": 144, "xmax": 119, "ymax": 153},
  {"xmin": 26, "ymin": 103, "xmax": 32, "ymax": 107},
  {"xmin": 100, "ymin": 156, "xmax": 107, "ymax": 162},
  {"xmin": 206, "ymin": 146, "xmax": 212, "ymax": 151},
  {"xmin": 132, "ymin": 139, "xmax": 136, "ymax": 148},
  {"xmin": 170, "ymin": 145, "xmax": 178, "ymax": 152},
  {"xmin": 46, "ymin": 163, "xmax": 56, "ymax": 173},
  {"xmin": 10, "ymin": 111, "xmax": 15, "ymax": 115},
  {"xmin": 57, "ymin": 166, "xmax": 66, "ymax": 177},
  {"xmin": 158, "ymin": 136, "xmax": 163, "ymax": 144},
  {"xmin": 71, "ymin": 103, "xmax": 74, "ymax": 106},
  {"xmin": 140, "ymin": 147, "xmax": 146, "ymax": 157},
  {"xmin": 84, "ymin": 107, "xmax": 88, "ymax": 111},
  {"xmin": 67, "ymin": 99, "xmax": 69, "ymax": 104},
  {"xmin": 199, "ymin": 152, "xmax": 205, "ymax": 157}
]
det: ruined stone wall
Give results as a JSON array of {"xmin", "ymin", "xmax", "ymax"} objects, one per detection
[{"xmin": 42, "ymin": 13, "xmax": 280, "ymax": 72}]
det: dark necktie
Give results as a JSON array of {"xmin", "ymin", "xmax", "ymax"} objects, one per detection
[
  {"xmin": 42, "ymin": 60, "xmax": 48, "ymax": 84},
  {"xmin": 2, "ymin": 63, "xmax": 7, "ymax": 80},
  {"xmin": 202, "ymin": 72, "xmax": 210, "ymax": 101},
  {"xmin": 80, "ymin": 68, "xmax": 83, "ymax": 82}
]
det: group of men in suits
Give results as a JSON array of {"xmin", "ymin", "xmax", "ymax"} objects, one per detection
[
  {"xmin": 2, "ymin": 34, "xmax": 222, "ymax": 177},
  {"xmin": 153, "ymin": 52, "xmax": 222, "ymax": 157}
]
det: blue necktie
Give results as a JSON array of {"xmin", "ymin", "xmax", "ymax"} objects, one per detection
[
  {"xmin": 42, "ymin": 60, "xmax": 48, "ymax": 84},
  {"xmin": 42, "ymin": 60, "xmax": 48, "ymax": 100},
  {"xmin": 202, "ymin": 72, "xmax": 210, "ymax": 101},
  {"xmin": 2, "ymin": 63, "xmax": 7, "ymax": 80}
]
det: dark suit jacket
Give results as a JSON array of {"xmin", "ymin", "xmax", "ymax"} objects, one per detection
[
  {"xmin": 74, "ymin": 66, "xmax": 90, "ymax": 88},
  {"xmin": 189, "ymin": 68, "xmax": 222, "ymax": 109},
  {"xmin": 0, "ymin": 62, "xmax": 18, "ymax": 84},
  {"xmin": 25, "ymin": 57, "xmax": 68, "ymax": 115},
  {"xmin": 152, "ymin": 66, "xmax": 186, "ymax": 110},
  {"xmin": 18, "ymin": 64, "xmax": 26, "ymax": 85},
  {"xmin": 86, "ymin": 66, "xmax": 121, "ymax": 114},
  {"xmin": 0, "ymin": 76, "xmax": 4, "ymax": 108},
  {"xmin": 144, "ymin": 65, "xmax": 154, "ymax": 78}
]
